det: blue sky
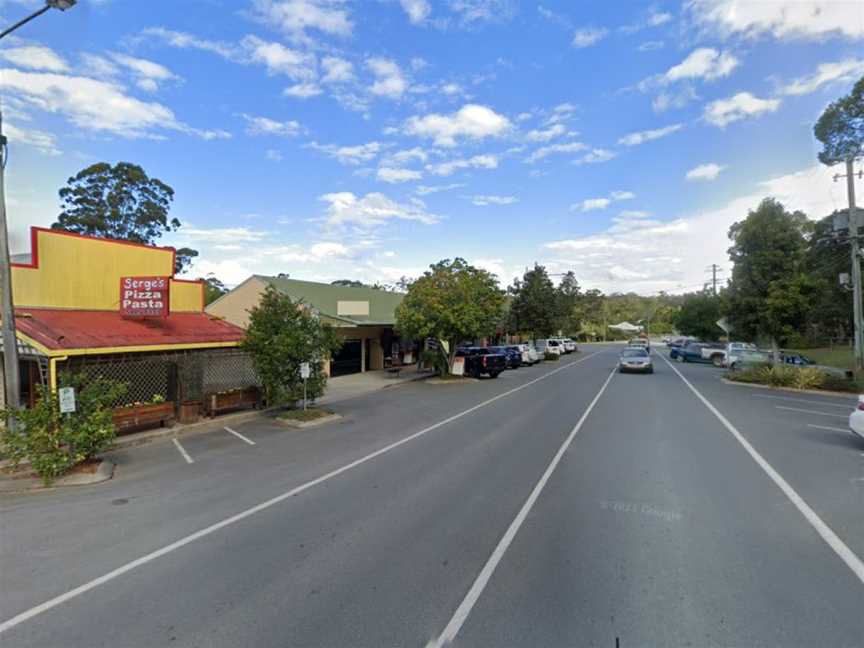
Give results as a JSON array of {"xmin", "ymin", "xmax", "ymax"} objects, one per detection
[{"xmin": 2, "ymin": 0, "xmax": 863, "ymax": 293}]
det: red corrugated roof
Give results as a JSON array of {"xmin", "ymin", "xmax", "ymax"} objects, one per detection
[{"xmin": 15, "ymin": 309, "xmax": 245, "ymax": 351}]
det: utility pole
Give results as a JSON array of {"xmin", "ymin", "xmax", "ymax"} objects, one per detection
[
  {"xmin": 0, "ymin": 1, "xmax": 76, "ymax": 412},
  {"xmin": 835, "ymin": 160, "xmax": 864, "ymax": 370},
  {"xmin": 705, "ymin": 264, "xmax": 722, "ymax": 296}
]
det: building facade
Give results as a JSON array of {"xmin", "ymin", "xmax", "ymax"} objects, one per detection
[{"xmin": 207, "ymin": 276, "xmax": 409, "ymax": 377}]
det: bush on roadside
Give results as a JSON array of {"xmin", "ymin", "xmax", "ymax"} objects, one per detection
[
  {"xmin": 544, "ymin": 352, "xmax": 560, "ymax": 361},
  {"xmin": 727, "ymin": 363, "xmax": 859, "ymax": 393},
  {"xmin": 0, "ymin": 372, "xmax": 127, "ymax": 485}
]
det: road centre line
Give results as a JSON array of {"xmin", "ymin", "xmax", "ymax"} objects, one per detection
[
  {"xmin": 661, "ymin": 355, "xmax": 864, "ymax": 586},
  {"xmin": 753, "ymin": 394, "xmax": 853, "ymax": 409},
  {"xmin": 807, "ymin": 424, "xmax": 851, "ymax": 434},
  {"xmin": 428, "ymin": 369, "xmax": 617, "ymax": 648},
  {"xmin": 224, "ymin": 426, "xmax": 256, "ymax": 446},
  {"xmin": 776, "ymin": 406, "xmax": 846, "ymax": 419},
  {"xmin": 0, "ymin": 350, "xmax": 606, "ymax": 636},
  {"xmin": 172, "ymin": 438, "xmax": 194, "ymax": 464}
]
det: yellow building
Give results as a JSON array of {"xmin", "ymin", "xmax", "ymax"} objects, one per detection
[{"xmin": 4, "ymin": 228, "xmax": 252, "ymax": 422}]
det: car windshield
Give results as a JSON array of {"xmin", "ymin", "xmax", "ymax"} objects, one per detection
[{"xmin": 621, "ymin": 349, "xmax": 649, "ymax": 358}]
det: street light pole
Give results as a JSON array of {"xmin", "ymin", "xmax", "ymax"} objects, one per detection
[{"xmin": 0, "ymin": 0, "xmax": 77, "ymax": 411}]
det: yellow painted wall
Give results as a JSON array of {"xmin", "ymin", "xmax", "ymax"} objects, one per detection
[{"xmin": 12, "ymin": 229, "xmax": 203, "ymax": 312}]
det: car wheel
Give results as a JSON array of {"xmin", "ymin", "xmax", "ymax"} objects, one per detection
[
  {"xmin": 712, "ymin": 355, "xmax": 723, "ymax": 367},
  {"xmin": 489, "ymin": 371, "xmax": 501, "ymax": 378},
  {"xmin": 647, "ymin": 367, "xmax": 654, "ymax": 374}
]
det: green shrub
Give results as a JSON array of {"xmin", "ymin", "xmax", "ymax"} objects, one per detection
[
  {"xmin": 544, "ymin": 352, "xmax": 560, "ymax": 361},
  {"xmin": 728, "ymin": 364, "xmax": 858, "ymax": 393},
  {"xmin": 820, "ymin": 375, "xmax": 861, "ymax": 393},
  {"xmin": 1, "ymin": 373, "xmax": 127, "ymax": 485},
  {"xmin": 791, "ymin": 367, "xmax": 826, "ymax": 391}
]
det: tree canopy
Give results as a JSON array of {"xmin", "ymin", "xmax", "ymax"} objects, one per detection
[
  {"xmin": 51, "ymin": 162, "xmax": 197, "ymax": 274},
  {"xmin": 673, "ymin": 292, "xmax": 724, "ymax": 340},
  {"xmin": 508, "ymin": 264, "xmax": 562, "ymax": 339},
  {"xmin": 242, "ymin": 285, "xmax": 341, "ymax": 405},
  {"xmin": 395, "ymin": 258, "xmax": 504, "ymax": 371},
  {"xmin": 814, "ymin": 75, "xmax": 864, "ymax": 165}
]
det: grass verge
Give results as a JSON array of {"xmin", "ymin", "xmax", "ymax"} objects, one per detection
[
  {"xmin": 278, "ymin": 408, "xmax": 335, "ymax": 422},
  {"xmin": 727, "ymin": 364, "xmax": 860, "ymax": 393}
]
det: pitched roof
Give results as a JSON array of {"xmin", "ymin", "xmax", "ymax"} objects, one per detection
[
  {"xmin": 255, "ymin": 276, "xmax": 403, "ymax": 326},
  {"xmin": 15, "ymin": 308, "xmax": 244, "ymax": 353}
]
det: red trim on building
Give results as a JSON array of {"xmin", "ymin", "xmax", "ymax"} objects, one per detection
[{"xmin": 15, "ymin": 308, "xmax": 245, "ymax": 351}]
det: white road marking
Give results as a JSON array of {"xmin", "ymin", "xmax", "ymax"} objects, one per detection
[
  {"xmin": 428, "ymin": 369, "xmax": 617, "ymax": 648},
  {"xmin": 224, "ymin": 426, "xmax": 256, "ymax": 445},
  {"xmin": 753, "ymin": 394, "xmax": 853, "ymax": 409},
  {"xmin": 776, "ymin": 405, "xmax": 846, "ymax": 419},
  {"xmin": 172, "ymin": 438, "xmax": 194, "ymax": 464},
  {"xmin": 0, "ymin": 350, "xmax": 607, "ymax": 636},
  {"xmin": 807, "ymin": 424, "xmax": 851, "ymax": 434},
  {"xmin": 661, "ymin": 355, "xmax": 864, "ymax": 586}
]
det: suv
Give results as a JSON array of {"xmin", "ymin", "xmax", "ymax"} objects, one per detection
[
  {"xmin": 454, "ymin": 347, "xmax": 506, "ymax": 378},
  {"xmin": 535, "ymin": 339, "xmax": 563, "ymax": 356},
  {"xmin": 562, "ymin": 338, "xmax": 578, "ymax": 353}
]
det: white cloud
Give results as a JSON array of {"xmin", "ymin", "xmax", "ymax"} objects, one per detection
[
  {"xmin": 404, "ymin": 103, "xmax": 511, "ymax": 146},
  {"xmin": 367, "ymin": 57, "xmax": 408, "ymax": 99},
  {"xmin": 526, "ymin": 140, "xmax": 588, "ymax": 163},
  {"xmin": 426, "ymin": 153, "xmax": 498, "ymax": 176},
  {"xmin": 274, "ymin": 241, "xmax": 354, "ymax": 263},
  {"xmin": 703, "ymin": 92, "xmax": 780, "ymax": 127},
  {"xmin": 377, "ymin": 167, "xmax": 423, "ymax": 183},
  {"xmin": 0, "ymin": 67, "xmax": 214, "ymax": 140},
  {"xmin": 526, "ymin": 123, "xmax": 567, "ymax": 142},
  {"xmin": 471, "ymin": 195, "xmax": 517, "ymax": 206},
  {"xmin": 638, "ymin": 40, "xmax": 665, "ymax": 52},
  {"xmin": 251, "ymin": 0, "xmax": 353, "ymax": 41},
  {"xmin": 242, "ymin": 114, "xmax": 304, "ymax": 137},
  {"xmin": 688, "ymin": 0, "xmax": 864, "ymax": 41},
  {"xmin": 622, "ymin": 9, "xmax": 673, "ymax": 33},
  {"xmin": 240, "ymin": 35, "xmax": 317, "ymax": 81},
  {"xmin": 617, "ymin": 123, "xmax": 683, "ymax": 146},
  {"xmin": 574, "ymin": 148, "xmax": 616, "ymax": 165},
  {"xmin": 662, "ymin": 47, "xmax": 739, "ymax": 83},
  {"xmin": 4, "ymin": 122, "xmax": 60, "ymax": 156},
  {"xmin": 541, "ymin": 163, "xmax": 841, "ymax": 293},
  {"xmin": 110, "ymin": 53, "xmax": 180, "ymax": 92},
  {"xmin": 449, "ymin": 0, "xmax": 517, "ymax": 25},
  {"xmin": 0, "ymin": 45, "xmax": 68, "ymax": 72},
  {"xmin": 415, "ymin": 183, "xmax": 465, "ymax": 195},
  {"xmin": 307, "ymin": 141, "xmax": 382, "ymax": 164},
  {"xmin": 572, "ymin": 26, "xmax": 609, "ymax": 48},
  {"xmin": 610, "ymin": 190, "xmax": 635, "ymax": 201},
  {"xmin": 283, "ymin": 82, "xmax": 323, "ymax": 98},
  {"xmin": 187, "ymin": 259, "xmax": 254, "ymax": 286},
  {"xmin": 139, "ymin": 27, "xmax": 237, "ymax": 59},
  {"xmin": 579, "ymin": 198, "xmax": 610, "ymax": 211},
  {"xmin": 781, "ymin": 59, "xmax": 864, "ymax": 96},
  {"xmin": 686, "ymin": 163, "xmax": 726, "ymax": 181},
  {"xmin": 320, "ymin": 191, "xmax": 439, "ymax": 229},
  {"xmin": 266, "ymin": 149, "xmax": 284, "ymax": 161},
  {"xmin": 321, "ymin": 56, "xmax": 354, "ymax": 83},
  {"xmin": 400, "ymin": 0, "xmax": 431, "ymax": 24},
  {"xmin": 181, "ymin": 226, "xmax": 269, "ymax": 243},
  {"xmin": 652, "ymin": 87, "xmax": 698, "ymax": 112},
  {"xmin": 384, "ymin": 146, "xmax": 429, "ymax": 166}
]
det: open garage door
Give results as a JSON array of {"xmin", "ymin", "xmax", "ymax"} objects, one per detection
[{"xmin": 331, "ymin": 339, "xmax": 362, "ymax": 376}]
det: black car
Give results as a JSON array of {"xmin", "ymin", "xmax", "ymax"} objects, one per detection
[
  {"xmin": 455, "ymin": 347, "xmax": 506, "ymax": 378},
  {"xmin": 490, "ymin": 345, "xmax": 523, "ymax": 369}
]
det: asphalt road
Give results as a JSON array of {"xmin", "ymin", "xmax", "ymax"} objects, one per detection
[{"xmin": 1, "ymin": 345, "xmax": 863, "ymax": 647}]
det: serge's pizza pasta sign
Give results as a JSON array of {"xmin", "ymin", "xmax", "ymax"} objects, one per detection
[{"xmin": 120, "ymin": 276, "xmax": 169, "ymax": 318}]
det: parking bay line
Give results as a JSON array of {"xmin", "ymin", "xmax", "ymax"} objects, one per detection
[
  {"xmin": 661, "ymin": 354, "xmax": 864, "ymax": 586},
  {"xmin": 807, "ymin": 424, "xmax": 850, "ymax": 434},
  {"xmin": 753, "ymin": 394, "xmax": 853, "ymax": 409},
  {"xmin": 172, "ymin": 438, "xmax": 194, "ymax": 464},
  {"xmin": 428, "ymin": 368, "xmax": 617, "ymax": 648},
  {"xmin": 776, "ymin": 405, "xmax": 846, "ymax": 419},
  {"xmin": 224, "ymin": 426, "xmax": 256, "ymax": 446},
  {"xmin": 0, "ymin": 349, "xmax": 606, "ymax": 636}
]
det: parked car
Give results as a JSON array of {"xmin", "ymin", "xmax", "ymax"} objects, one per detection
[
  {"xmin": 848, "ymin": 396, "xmax": 864, "ymax": 441},
  {"xmin": 723, "ymin": 342, "xmax": 758, "ymax": 368},
  {"xmin": 549, "ymin": 337, "xmax": 571, "ymax": 353},
  {"xmin": 780, "ymin": 352, "xmax": 853, "ymax": 379},
  {"xmin": 517, "ymin": 343, "xmax": 541, "ymax": 365},
  {"xmin": 699, "ymin": 343, "xmax": 727, "ymax": 367},
  {"xmin": 618, "ymin": 347, "xmax": 653, "ymax": 373},
  {"xmin": 490, "ymin": 345, "xmax": 522, "ymax": 369},
  {"xmin": 676, "ymin": 342, "xmax": 714, "ymax": 363},
  {"xmin": 727, "ymin": 349, "xmax": 771, "ymax": 371},
  {"xmin": 454, "ymin": 347, "xmax": 506, "ymax": 378},
  {"xmin": 536, "ymin": 339, "xmax": 563, "ymax": 356},
  {"xmin": 562, "ymin": 338, "xmax": 578, "ymax": 353}
]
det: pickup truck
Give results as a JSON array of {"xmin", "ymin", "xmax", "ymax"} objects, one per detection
[
  {"xmin": 455, "ymin": 347, "xmax": 506, "ymax": 378},
  {"xmin": 698, "ymin": 342, "xmax": 754, "ymax": 367}
]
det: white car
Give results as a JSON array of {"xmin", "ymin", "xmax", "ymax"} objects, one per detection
[
  {"xmin": 562, "ymin": 338, "xmax": 577, "ymax": 353},
  {"xmin": 551, "ymin": 337, "xmax": 573, "ymax": 353},
  {"xmin": 849, "ymin": 396, "xmax": 864, "ymax": 441},
  {"xmin": 517, "ymin": 343, "xmax": 541, "ymax": 365},
  {"xmin": 536, "ymin": 339, "xmax": 563, "ymax": 356}
]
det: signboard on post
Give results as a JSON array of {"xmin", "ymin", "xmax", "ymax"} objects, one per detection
[
  {"xmin": 451, "ymin": 356, "xmax": 465, "ymax": 376},
  {"xmin": 300, "ymin": 362, "xmax": 311, "ymax": 379},
  {"xmin": 120, "ymin": 276, "xmax": 170, "ymax": 318},
  {"xmin": 58, "ymin": 387, "xmax": 76, "ymax": 414}
]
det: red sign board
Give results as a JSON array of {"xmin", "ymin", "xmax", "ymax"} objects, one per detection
[{"xmin": 120, "ymin": 276, "xmax": 170, "ymax": 318}]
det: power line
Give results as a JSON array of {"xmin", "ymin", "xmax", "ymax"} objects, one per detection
[{"xmin": 704, "ymin": 264, "xmax": 724, "ymax": 296}]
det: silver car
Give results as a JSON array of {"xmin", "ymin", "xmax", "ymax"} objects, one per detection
[{"xmin": 618, "ymin": 347, "xmax": 653, "ymax": 374}]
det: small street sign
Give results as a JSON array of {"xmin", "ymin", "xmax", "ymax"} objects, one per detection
[
  {"xmin": 300, "ymin": 362, "xmax": 311, "ymax": 379},
  {"xmin": 58, "ymin": 387, "xmax": 76, "ymax": 414}
]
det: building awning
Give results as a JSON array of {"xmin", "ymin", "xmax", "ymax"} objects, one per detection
[{"xmin": 13, "ymin": 309, "xmax": 245, "ymax": 356}]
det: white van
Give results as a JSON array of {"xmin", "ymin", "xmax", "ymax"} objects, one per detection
[{"xmin": 535, "ymin": 339, "xmax": 563, "ymax": 356}]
